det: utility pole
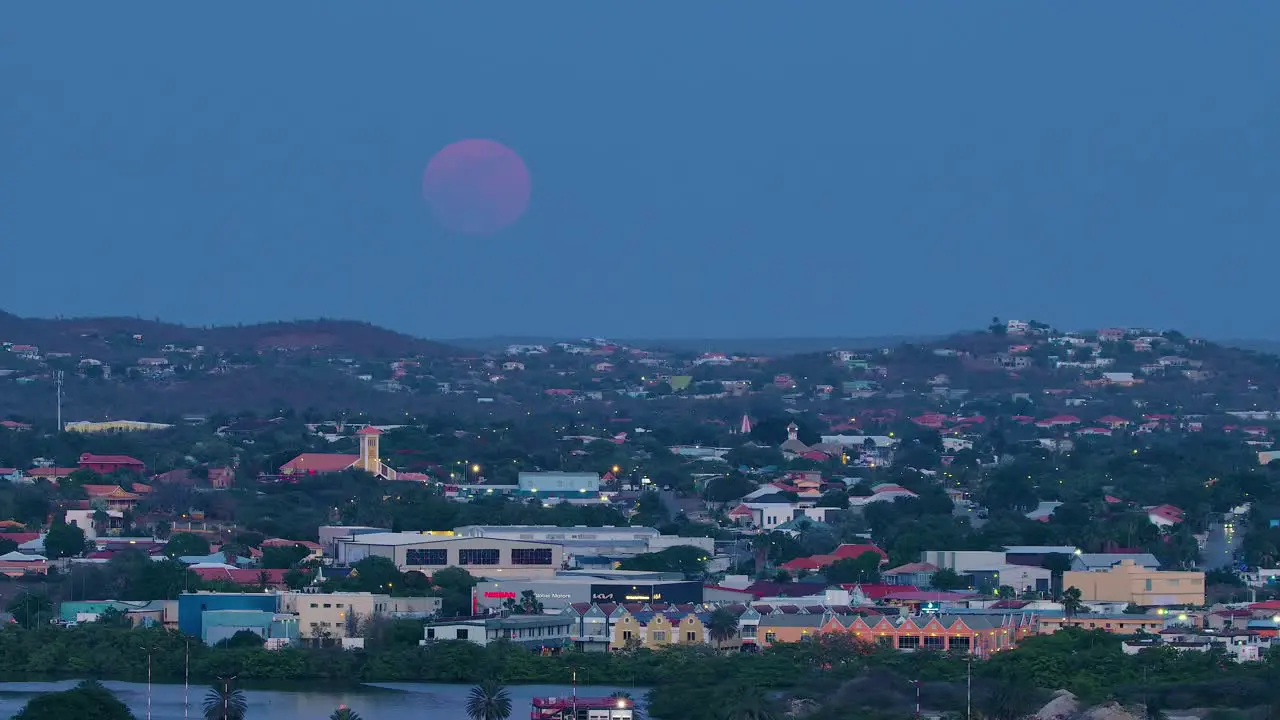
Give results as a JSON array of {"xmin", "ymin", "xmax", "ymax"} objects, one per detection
[
  {"xmin": 55, "ymin": 371, "xmax": 64, "ymax": 432},
  {"xmin": 966, "ymin": 651, "xmax": 973, "ymax": 720},
  {"xmin": 139, "ymin": 646, "xmax": 153, "ymax": 720},
  {"xmin": 184, "ymin": 640, "xmax": 190, "ymax": 719},
  {"xmin": 217, "ymin": 675, "xmax": 238, "ymax": 720}
]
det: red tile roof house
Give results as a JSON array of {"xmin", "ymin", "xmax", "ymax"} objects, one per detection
[
  {"xmin": 1035, "ymin": 415, "xmax": 1081, "ymax": 429},
  {"xmin": 781, "ymin": 544, "xmax": 889, "ymax": 573},
  {"xmin": 278, "ymin": 453, "xmax": 361, "ymax": 476},
  {"xmin": 192, "ymin": 567, "xmax": 298, "ymax": 590},
  {"xmin": 1146, "ymin": 504, "xmax": 1185, "ymax": 529},
  {"xmin": 83, "ymin": 484, "xmax": 142, "ymax": 511},
  {"xmin": 79, "ymin": 453, "xmax": 146, "ymax": 475}
]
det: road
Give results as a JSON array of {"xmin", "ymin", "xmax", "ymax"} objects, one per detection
[
  {"xmin": 657, "ymin": 488, "xmax": 681, "ymax": 521},
  {"xmin": 953, "ymin": 502, "xmax": 988, "ymax": 529},
  {"xmin": 1202, "ymin": 518, "xmax": 1243, "ymax": 570}
]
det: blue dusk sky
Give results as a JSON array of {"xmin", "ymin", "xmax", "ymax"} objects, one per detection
[{"xmin": 1, "ymin": 3, "xmax": 1277, "ymax": 340}]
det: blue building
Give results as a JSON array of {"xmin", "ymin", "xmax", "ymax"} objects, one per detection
[
  {"xmin": 202, "ymin": 609, "xmax": 298, "ymax": 646},
  {"xmin": 178, "ymin": 592, "xmax": 278, "ymax": 639}
]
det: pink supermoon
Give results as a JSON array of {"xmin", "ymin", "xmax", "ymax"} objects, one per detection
[{"xmin": 422, "ymin": 139, "xmax": 531, "ymax": 235}]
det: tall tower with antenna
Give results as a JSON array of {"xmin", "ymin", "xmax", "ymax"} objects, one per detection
[{"xmin": 54, "ymin": 371, "xmax": 64, "ymax": 432}]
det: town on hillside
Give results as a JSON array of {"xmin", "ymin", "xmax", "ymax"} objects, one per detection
[{"xmin": 5, "ymin": 319, "xmax": 1280, "ymax": 718}]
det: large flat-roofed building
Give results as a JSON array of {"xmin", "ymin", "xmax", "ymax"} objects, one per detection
[
  {"xmin": 1063, "ymin": 560, "xmax": 1205, "ymax": 606},
  {"xmin": 422, "ymin": 614, "xmax": 575, "ymax": 649},
  {"xmin": 452, "ymin": 525, "xmax": 714, "ymax": 567},
  {"xmin": 334, "ymin": 533, "xmax": 563, "ymax": 578},
  {"xmin": 475, "ymin": 575, "xmax": 703, "ymax": 611},
  {"xmin": 517, "ymin": 472, "xmax": 600, "ymax": 495},
  {"xmin": 280, "ymin": 592, "xmax": 442, "ymax": 645},
  {"xmin": 455, "ymin": 525, "xmax": 661, "ymax": 542}
]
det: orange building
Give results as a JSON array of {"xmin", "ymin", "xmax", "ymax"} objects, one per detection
[
  {"xmin": 83, "ymin": 484, "xmax": 142, "ymax": 511},
  {"xmin": 1038, "ymin": 614, "xmax": 1166, "ymax": 635},
  {"xmin": 757, "ymin": 611, "xmax": 1035, "ymax": 656}
]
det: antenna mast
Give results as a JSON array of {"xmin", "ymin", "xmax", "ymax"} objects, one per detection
[{"xmin": 55, "ymin": 371, "xmax": 64, "ymax": 432}]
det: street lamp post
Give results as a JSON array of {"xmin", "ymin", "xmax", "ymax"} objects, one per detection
[
  {"xmin": 184, "ymin": 639, "xmax": 190, "ymax": 720},
  {"xmin": 139, "ymin": 646, "xmax": 153, "ymax": 720},
  {"xmin": 216, "ymin": 674, "xmax": 238, "ymax": 719}
]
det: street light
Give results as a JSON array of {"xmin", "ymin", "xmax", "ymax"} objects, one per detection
[
  {"xmin": 139, "ymin": 645, "xmax": 154, "ymax": 720},
  {"xmin": 216, "ymin": 675, "xmax": 239, "ymax": 719}
]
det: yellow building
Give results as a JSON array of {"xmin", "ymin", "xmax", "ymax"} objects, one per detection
[
  {"xmin": 280, "ymin": 592, "xmax": 442, "ymax": 645},
  {"xmin": 611, "ymin": 609, "xmax": 708, "ymax": 648},
  {"xmin": 1063, "ymin": 560, "xmax": 1205, "ymax": 606},
  {"xmin": 1039, "ymin": 614, "xmax": 1166, "ymax": 635}
]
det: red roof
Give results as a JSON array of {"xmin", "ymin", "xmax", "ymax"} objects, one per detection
[
  {"xmin": 779, "ymin": 544, "xmax": 887, "ymax": 572},
  {"xmin": 832, "ymin": 544, "xmax": 888, "ymax": 561},
  {"xmin": 192, "ymin": 567, "xmax": 297, "ymax": 587},
  {"xmin": 356, "ymin": 426, "xmax": 383, "ymax": 435},
  {"xmin": 882, "ymin": 590, "xmax": 975, "ymax": 602},
  {"xmin": 79, "ymin": 453, "xmax": 145, "ymax": 466},
  {"xmin": 838, "ymin": 583, "xmax": 913, "ymax": 600},
  {"xmin": 82, "ymin": 484, "xmax": 140, "ymax": 500},
  {"xmin": 279, "ymin": 453, "xmax": 359, "ymax": 475},
  {"xmin": 0, "ymin": 532, "xmax": 39, "ymax": 545},
  {"xmin": 1148, "ymin": 504, "xmax": 1185, "ymax": 523}
]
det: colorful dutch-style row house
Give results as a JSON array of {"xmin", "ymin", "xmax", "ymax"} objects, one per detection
[
  {"xmin": 756, "ymin": 611, "xmax": 1035, "ymax": 656},
  {"xmin": 559, "ymin": 602, "xmax": 1035, "ymax": 656},
  {"xmin": 561, "ymin": 602, "xmax": 723, "ymax": 652}
]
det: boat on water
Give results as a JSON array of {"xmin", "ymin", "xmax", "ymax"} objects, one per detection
[{"xmin": 530, "ymin": 695, "xmax": 635, "ymax": 720}]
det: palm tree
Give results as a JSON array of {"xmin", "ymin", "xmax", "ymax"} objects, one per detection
[
  {"xmin": 203, "ymin": 680, "xmax": 248, "ymax": 720},
  {"xmin": 1061, "ymin": 586, "xmax": 1085, "ymax": 618},
  {"xmin": 466, "ymin": 680, "xmax": 513, "ymax": 720},
  {"xmin": 330, "ymin": 705, "xmax": 363, "ymax": 720},
  {"xmin": 610, "ymin": 692, "xmax": 642, "ymax": 720},
  {"xmin": 722, "ymin": 689, "xmax": 776, "ymax": 720},
  {"xmin": 705, "ymin": 607, "xmax": 740, "ymax": 649}
]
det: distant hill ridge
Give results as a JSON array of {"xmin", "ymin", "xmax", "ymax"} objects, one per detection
[
  {"xmin": 3, "ymin": 310, "xmax": 1280, "ymax": 360},
  {"xmin": 0, "ymin": 311, "xmax": 458, "ymax": 359}
]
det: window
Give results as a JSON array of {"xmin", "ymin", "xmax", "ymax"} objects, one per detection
[
  {"xmin": 949, "ymin": 637, "xmax": 970, "ymax": 651},
  {"xmin": 337, "ymin": 604, "xmax": 344, "ymax": 608},
  {"xmin": 323, "ymin": 603, "xmax": 331, "ymax": 608},
  {"xmin": 426, "ymin": 628, "xmax": 436, "ymax": 639},
  {"xmin": 765, "ymin": 632, "xmax": 777, "ymax": 643},
  {"xmin": 459, "ymin": 548, "xmax": 501, "ymax": 565},
  {"xmin": 457, "ymin": 629, "xmax": 468, "ymax": 640},
  {"xmin": 876, "ymin": 636, "xmax": 893, "ymax": 647},
  {"xmin": 924, "ymin": 636, "xmax": 944, "ymax": 650},
  {"xmin": 623, "ymin": 631, "xmax": 633, "ymax": 640},
  {"xmin": 310, "ymin": 603, "xmax": 318, "ymax": 608},
  {"xmin": 1145, "ymin": 579, "xmax": 1153, "ymax": 591},
  {"xmin": 686, "ymin": 631, "xmax": 697, "ymax": 642},
  {"xmin": 898, "ymin": 636, "xmax": 920, "ymax": 649},
  {"xmin": 741, "ymin": 625, "xmax": 757, "ymax": 638},
  {"xmin": 652, "ymin": 631, "xmax": 666, "ymax": 642},
  {"xmin": 406, "ymin": 548, "xmax": 447, "ymax": 566},
  {"xmin": 512, "ymin": 548, "xmax": 554, "ymax": 565}
]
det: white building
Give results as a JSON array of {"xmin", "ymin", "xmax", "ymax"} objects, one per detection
[{"xmin": 334, "ymin": 533, "xmax": 563, "ymax": 578}]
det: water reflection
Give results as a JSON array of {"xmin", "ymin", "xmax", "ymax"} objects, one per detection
[{"xmin": 0, "ymin": 681, "xmax": 642, "ymax": 720}]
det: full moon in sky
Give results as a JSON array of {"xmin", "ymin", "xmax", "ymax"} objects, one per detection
[{"xmin": 422, "ymin": 139, "xmax": 531, "ymax": 235}]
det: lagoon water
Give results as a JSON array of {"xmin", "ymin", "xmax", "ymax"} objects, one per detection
[{"xmin": 0, "ymin": 680, "xmax": 642, "ymax": 719}]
